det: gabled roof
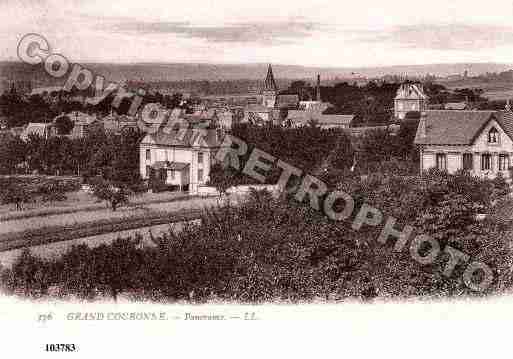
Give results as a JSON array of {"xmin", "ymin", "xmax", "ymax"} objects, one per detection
[
  {"xmin": 496, "ymin": 111, "xmax": 513, "ymax": 139},
  {"xmin": 263, "ymin": 64, "xmax": 277, "ymax": 92},
  {"xmin": 395, "ymin": 83, "xmax": 427, "ymax": 100},
  {"xmin": 414, "ymin": 110, "xmax": 513, "ymax": 145},
  {"xmin": 142, "ymin": 128, "xmax": 225, "ymax": 148}
]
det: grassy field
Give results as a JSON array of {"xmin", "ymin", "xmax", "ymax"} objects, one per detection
[
  {"xmin": 0, "ymin": 195, "xmax": 220, "ymax": 235},
  {"xmin": 438, "ymin": 79, "xmax": 513, "ymax": 100},
  {"xmin": 0, "ymin": 207, "xmax": 206, "ymax": 252},
  {"xmin": 0, "ymin": 194, "xmax": 226, "ymax": 252},
  {"xmin": 0, "ymin": 190, "xmax": 191, "ymax": 221}
]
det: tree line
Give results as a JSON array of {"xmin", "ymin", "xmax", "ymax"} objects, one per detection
[{"xmin": 0, "ymin": 127, "xmax": 144, "ymax": 183}]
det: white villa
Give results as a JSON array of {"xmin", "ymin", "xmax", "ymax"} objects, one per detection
[
  {"xmin": 395, "ymin": 83, "xmax": 428, "ymax": 120},
  {"xmin": 139, "ymin": 128, "xmax": 227, "ymax": 193},
  {"xmin": 414, "ymin": 110, "xmax": 513, "ymax": 179}
]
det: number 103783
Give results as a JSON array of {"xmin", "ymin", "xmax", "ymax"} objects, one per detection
[{"xmin": 45, "ymin": 344, "xmax": 77, "ymax": 352}]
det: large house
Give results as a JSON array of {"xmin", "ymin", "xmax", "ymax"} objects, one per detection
[
  {"xmin": 139, "ymin": 128, "xmax": 227, "ymax": 193},
  {"xmin": 414, "ymin": 110, "xmax": 513, "ymax": 179},
  {"xmin": 395, "ymin": 83, "xmax": 428, "ymax": 120}
]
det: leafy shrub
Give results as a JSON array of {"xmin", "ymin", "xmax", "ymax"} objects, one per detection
[{"xmin": 1, "ymin": 172, "xmax": 512, "ymax": 302}]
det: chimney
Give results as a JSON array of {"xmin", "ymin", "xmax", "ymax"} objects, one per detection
[
  {"xmin": 316, "ymin": 74, "xmax": 321, "ymax": 101},
  {"xmin": 418, "ymin": 111, "xmax": 427, "ymax": 138}
]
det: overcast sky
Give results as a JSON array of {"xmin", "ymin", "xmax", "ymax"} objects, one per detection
[{"xmin": 2, "ymin": 0, "xmax": 513, "ymax": 67}]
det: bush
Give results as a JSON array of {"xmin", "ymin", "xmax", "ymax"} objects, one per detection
[{"xmin": 1, "ymin": 173, "xmax": 512, "ymax": 302}]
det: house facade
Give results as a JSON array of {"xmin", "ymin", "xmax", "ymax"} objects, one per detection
[
  {"xmin": 415, "ymin": 110, "xmax": 513, "ymax": 179},
  {"xmin": 139, "ymin": 128, "xmax": 227, "ymax": 193}
]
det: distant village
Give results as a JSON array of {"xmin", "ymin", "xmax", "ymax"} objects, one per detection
[
  {"xmin": 1, "ymin": 63, "xmax": 512, "ymax": 194},
  {"xmin": 1, "ymin": 61, "xmax": 513, "ymax": 305}
]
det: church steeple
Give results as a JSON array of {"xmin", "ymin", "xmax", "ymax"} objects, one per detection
[
  {"xmin": 262, "ymin": 64, "xmax": 278, "ymax": 108},
  {"xmin": 264, "ymin": 64, "xmax": 277, "ymax": 92}
]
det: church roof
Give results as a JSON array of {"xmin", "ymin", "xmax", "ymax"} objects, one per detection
[{"xmin": 263, "ymin": 64, "xmax": 277, "ymax": 92}]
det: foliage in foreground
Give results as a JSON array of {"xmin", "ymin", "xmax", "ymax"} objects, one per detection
[{"xmin": 1, "ymin": 172, "xmax": 512, "ymax": 302}]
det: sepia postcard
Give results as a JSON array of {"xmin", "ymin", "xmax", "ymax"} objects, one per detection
[{"xmin": 1, "ymin": 0, "xmax": 513, "ymax": 357}]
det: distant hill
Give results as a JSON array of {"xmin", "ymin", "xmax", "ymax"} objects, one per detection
[{"xmin": 1, "ymin": 61, "xmax": 512, "ymax": 89}]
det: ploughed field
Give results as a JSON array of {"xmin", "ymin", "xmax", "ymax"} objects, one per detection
[{"xmin": 0, "ymin": 195, "xmax": 223, "ymax": 252}]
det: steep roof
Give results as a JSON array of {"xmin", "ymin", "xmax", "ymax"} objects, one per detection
[
  {"xmin": 395, "ymin": 83, "xmax": 428, "ymax": 100},
  {"xmin": 413, "ymin": 110, "xmax": 513, "ymax": 145},
  {"xmin": 142, "ymin": 128, "xmax": 225, "ymax": 148},
  {"xmin": 496, "ymin": 111, "xmax": 513, "ymax": 138},
  {"xmin": 263, "ymin": 64, "xmax": 278, "ymax": 92}
]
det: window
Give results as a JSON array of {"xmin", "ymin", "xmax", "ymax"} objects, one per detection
[
  {"xmin": 198, "ymin": 152, "xmax": 203, "ymax": 164},
  {"xmin": 499, "ymin": 154, "xmax": 510, "ymax": 171},
  {"xmin": 462, "ymin": 153, "xmax": 473, "ymax": 171},
  {"xmin": 169, "ymin": 170, "xmax": 175, "ymax": 179},
  {"xmin": 488, "ymin": 128, "xmax": 499, "ymax": 144},
  {"xmin": 145, "ymin": 149, "xmax": 151, "ymax": 161},
  {"xmin": 145, "ymin": 165, "xmax": 151, "ymax": 178},
  {"xmin": 481, "ymin": 154, "xmax": 492, "ymax": 171},
  {"xmin": 436, "ymin": 153, "xmax": 447, "ymax": 171},
  {"xmin": 197, "ymin": 169, "xmax": 204, "ymax": 182}
]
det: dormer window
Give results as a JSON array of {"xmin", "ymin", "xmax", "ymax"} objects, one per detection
[{"xmin": 488, "ymin": 128, "xmax": 499, "ymax": 144}]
